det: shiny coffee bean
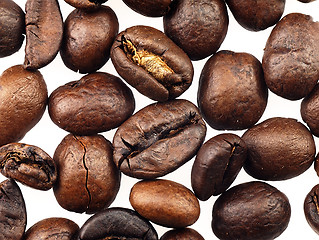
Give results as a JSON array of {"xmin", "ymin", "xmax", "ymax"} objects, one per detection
[
  {"xmin": 123, "ymin": 0, "xmax": 172, "ymax": 17},
  {"xmin": 0, "ymin": 0, "xmax": 25, "ymax": 58},
  {"xmin": 242, "ymin": 117, "xmax": 316, "ymax": 181},
  {"xmin": 64, "ymin": 0, "xmax": 107, "ymax": 9},
  {"xmin": 163, "ymin": 0, "xmax": 228, "ymax": 60},
  {"xmin": 24, "ymin": 0, "xmax": 63, "ymax": 70},
  {"xmin": 0, "ymin": 179, "xmax": 27, "ymax": 240},
  {"xmin": 53, "ymin": 134, "xmax": 120, "ymax": 214},
  {"xmin": 130, "ymin": 179, "xmax": 200, "ymax": 228},
  {"xmin": 0, "ymin": 65, "xmax": 47, "ymax": 147},
  {"xmin": 111, "ymin": 25, "xmax": 194, "ymax": 102},
  {"xmin": 113, "ymin": 99, "xmax": 206, "ymax": 179},
  {"xmin": 49, "ymin": 72, "xmax": 135, "ymax": 135},
  {"xmin": 160, "ymin": 228, "xmax": 204, "ymax": 240},
  {"xmin": 212, "ymin": 181, "xmax": 291, "ymax": 240},
  {"xmin": 0, "ymin": 143, "xmax": 57, "ymax": 190},
  {"xmin": 24, "ymin": 217, "xmax": 79, "ymax": 240},
  {"xmin": 262, "ymin": 13, "xmax": 319, "ymax": 100},
  {"xmin": 78, "ymin": 207, "xmax": 158, "ymax": 240},
  {"xmin": 304, "ymin": 184, "xmax": 319, "ymax": 235},
  {"xmin": 191, "ymin": 133, "xmax": 247, "ymax": 201}
]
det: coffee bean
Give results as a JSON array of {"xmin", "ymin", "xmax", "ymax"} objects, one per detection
[
  {"xmin": 0, "ymin": 0, "xmax": 25, "ymax": 58},
  {"xmin": 160, "ymin": 228, "xmax": 204, "ymax": 240},
  {"xmin": 0, "ymin": 143, "xmax": 57, "ymax": 190},
  {"xmin": 60, "ymin": 6, "xmax": 118, "ymax": 74},
  {"xmin": 0, "ymin": 179, "xmax": 26, "ymax": 240},
  {"xmin": 123, "ymin": 0, "xmax": 172, "ymax": 17},
  {"xmin": 163, "ymin": 0, "xmax": 228, "ymax": 60},
  {"xmin": 24, "ymin": 0, "xmax": 63, "ymax": 70},
  {"xmin": 113, "ymin": 99, "xmax": 206, "ymax": 179},
  {"xmin": 242, "ymin": 117, "xmax": 316, "ymax": 181},
  {"xmin": 64, "ymin": 0, "xmax": 107, "ymax": 9},
  {"xmin": 0, "ymin": 65, "xmax": 47, "ymax": 147},
  {"xmin": 198, "ymin": 50, "xmax": 268, "ymax": 130},
  {"xmin": 53, "ymin": 134, "xmax": 120, "ymax": 214},
  {"xmin": 191, "ymin": 133, "xmax": 247, "ymax": 201},
  {"xmin": 130, "ymin": 179, "xmax": 200, "ymax": 228},
  {"xmin": 78, "ymin": 207, "xmax": 158, "ymax": 240},
  {"xmin": 212, "ymin": 181, "xmax": 291, "ymax": 240},
  {"xmin": 111, "ymin": 25, "xmax": 193, "ymax": 102},
  {"xmin": 48, "ymin": 72, "xmax": 135, "ymax": 135},
  {"xmin": 262, "ymin": 13, "xmax": 319, "ymax": 100},
  {"xmin": 298, "ymin": 0, "xmax": 316, "ymax": 2},
  {"xmin": 304, "ymin": 184, "xmax": 319, "ymax": 235}
]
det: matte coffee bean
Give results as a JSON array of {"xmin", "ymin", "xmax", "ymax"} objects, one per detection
[
  {"xmin": 0, "ymin": 179, "xmax": 27, "ymax": 240},
  {"xmin": 64, "ymin": 0, "xmax": 107, "ymax": 9},
  {"xmin": 212, "ymin": 181, "xmax": 291, "ymax": 240},
  {"xmin": 225, "ymin": 0, "xmax": 285, "ymax": 31},
  {"xmin": 191, "ymin": 133, "xmax": 247, "ymax": 201},
  {"xmin": 160, "ymin": 228, "xmax": 204, "ymax": 240},
  {"xmin": 0, "ymin": 65, "xmax": 47, "ymax": 147},
  {"xmin": 24, "ymin": 217, "xmax": 79, "ymax": 240},
  {"xmin": 123, "ymin": 0, "xmax": 172, "ymax": 17},
  {"xmin": 242, "ymin": 117, "xmax": 316, "ymax": 181},
  {"xmin": 24, "ymin": 0, "xmax": 63, "ymax": 70},
  {"xmin": 60, "ymin": 6, "xmax": 119, "ymax": 74},
  {"xmin": 304, "ymin": 184, "xmax": 319, "ymax": 235},
  {"xmin": 48, "ymin": 72, "xmax": 135, "ymax": 135},
  {"xmin": 53, "ymin": 134, "xmax": 120, "ymax": 214},
  {"xmin": 262, "ymin": 13, "xmax": 319, "ymax": 100},
  {"xmin": 130, "ymin": 179, "xmax": 200, "ymax": 228},
  {"xmin": 78, "ymin": 207, "xmax": 158, "ymax": 240},
  {"xmin": 113, "ymin": 99, "xmax": 206, "ymax": 179},
  {"xmin": 198, "ymin": 50, "xmax": 268, "ymax": 130},
  {"xmin": 163, "ymin": 0, "xmax": 228, "ymax": 60},
  {"xmin": 0, "ymin": 0, "xmax": 25, "ymax": 58},
  {"xmin": 111, "ymin": 25, "xmax": 194, "ymax": 102},
  {"xmin": 0, "ymin": 143, "xmax": 57, "ymax": 190}
]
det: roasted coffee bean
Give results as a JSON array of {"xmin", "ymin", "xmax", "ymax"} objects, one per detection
[
  {"xmin": 298, "ymin": 0, "xmax": 316, "ymax": 2},
  {"xmin": 64, "ymin": 0, "xmax": 107, "ymax": 9},
  {"xmin": 212, "ymin": 181, "xmax": 291, "ymax": 240},
  {"xmin": 111, "ymin": 25, "xmax": 193, "ymax": 102},
  {"xmin": 53, "ymin": 134, "xmax": 120, "ymax": 214},
  {"xmin": 160, "ymin": 228, "xmax": 204, "ymax": 240},
  {"xmin": 262, "ymin": 13, "xmax": 319, "ymax": 100},
  {"xmin": 24, "ymin": 217, "xmax": 79, "ymax": 240},
  {"xmin": 0, "ymin": 179, "xmax": 26, "ymax": 240},
  {"xmin": 242, "ymin": 117, "xmax": 316, "ymax": 181},
  {"xmin": 304, "ymin": 184, "xmax": 319, "ymax": 235},
  {"xmin": 113, "ymin": 99, "xmax": 206, "ymax": 179},
  {"xmin": 225, "ymin": 0, "xmax": 285, "ymax": 31},
  {"xmin": 0, "ymin": 65, "xmax": 47, "ymax": 147},
  {"xmin": 191, "ymin": 133, "xmax": 247, "ymax": 201},
  {"xmin": 0, "ymin": 143, "xmax": 57, "ymax": 190},
  {"xmin": 60, "ymin": 6, "xmax": 118, "ymax": 74},
  {"xmin": 78, "ymin": 207, "xmax": 158, "ymax": 240},
  {"xmin": 24, "ymin": 0, "xmax": 63, "ymax": 70},
  {"xmin": 198, "ymin": 50, "xmax": 268, "ymax": 130},
  {"xmin": 48, "ymin": 72, "xmax": 135, "ymax": 135},
  {"xmin": 130, "ymin": 179, "xmax": 200, "ymax": 228},
  {"xmin": 123, "ymin": 0, "xmax": 172, "ymax": 17},
  {"xmin": 0, "ymin": 0, "xmax": 25, "ymax": 58},
  {"xmin": 163, "ymin": 0, "xmax": 228, "ymax": 60}
]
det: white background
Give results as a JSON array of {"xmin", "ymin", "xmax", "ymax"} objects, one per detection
[{"xmin": 1, "ymin": 0, "xmax": 319, "ymax": 239}]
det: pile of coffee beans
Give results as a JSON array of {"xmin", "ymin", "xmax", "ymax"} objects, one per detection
[{"xmin": 1, "ymin": 0, "xmax": 319, "ymax": 239}]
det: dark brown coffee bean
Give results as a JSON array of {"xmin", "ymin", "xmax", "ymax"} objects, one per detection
[
  {"xmin": 262, "ymin": 13, "xmax": 319, "ymax": 100},
  {"xmin": 113, "ymin": 99, "xmax": 206, "ymax": 179},
  {"xmin": 191, "ymin": 133, "xmax": 247, "ymax": 201},
  {"xmin": 24, "ymin": 217, "xmax": 79, "ymax": 240},
  {"xmin": 60, "ymin": 6, "xmax": 118, "ymax": 74},
  {"xmin": 111, "ymin": 25, "xmax": 193, "ymax": 102},
  {"xmin": 0, "ymin": 179, "xmax": 27, "ymax": 240},
  {"xmin": 24, "ymin": 0, "xmax": 63, "ymax": 70},
  {"xmin": 64, "ymin": 0, "xmax": 107, "ymax": 10},
  {"xmin": 212, "ymin": 181, "xmax": 291, "ymax": 240},
  {"xmin": 53, "ymin": 134, "xmax": 120, "ymax": 214},
  {"xmin": 242, "ymin": 117, "xmax": 316, "ymax": 181},
  {"xmin": 160, "ymin": 228, "xmax": 204, "ymax": 240},
  {"xmin": 48, "ymin": 72, "xmax": 135, "ymax": 136},
  {"xmin": 78, "ymin": 207, "xmax": 158, "ymax": 240},
  {"xmin": 225, "ymin": 0, "xmax": 285, "ymax": 31},
  {"xmin": 298, "ymin": 0, "xmax": 316, "ymax": 2},
  {"xmin": 0, "ymin": 0, "xmax": 25, "ymax": 58},
  {"xmin": 130, "ymin": 179, "xmax": 200, "ymax": 228},
  {"xmin": 198, "ymin": 50, "xmax": 268, "ymax": 130},
  {"xmin": 123, "ymin": 0, "xmax": 172, "ymax": 17},
  {"xmin": 304, "ymin": 184, "xmax": 319, "ymax": 235},
  {"xmin": 163, "ymin": 0, "xmax": 228, "ymax": 60},
  {"xmin": 0, "ymin": 65, "xmax": 47, "ymax": 147},
  {"xmin": 0, "ymin": 143, "xmax": 57, "ymax": 190}
]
